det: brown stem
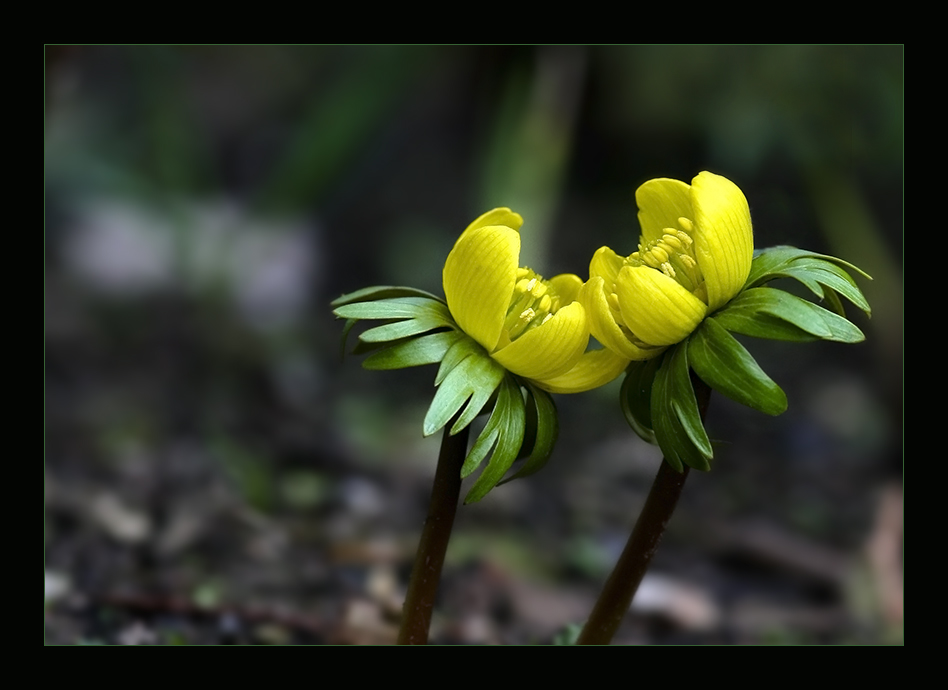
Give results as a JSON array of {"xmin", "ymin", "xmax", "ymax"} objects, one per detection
[
  {"xmin": 576, "ymin": 373, "xmax": 712, "ymax": 645},
  {"xmin": 396, "ymin": 424, "xmax": 469, "ymax": 644}
]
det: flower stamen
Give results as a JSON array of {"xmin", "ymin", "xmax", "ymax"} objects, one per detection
[
  {"xmin": 625, "ymin": 217, "xmax": 704, "ymax": 296},
  {"xmin": 504, "ymin": 267, "xmax": 560, "ymax": 341}
]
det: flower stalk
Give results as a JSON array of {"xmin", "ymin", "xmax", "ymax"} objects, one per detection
[
  {"xmin": 577, "ymin": 372, "xmax": 711, "ymax": 645},
  {"xmin": 397, "ymin": 421, "xmax": 470, "ymax": 644}
]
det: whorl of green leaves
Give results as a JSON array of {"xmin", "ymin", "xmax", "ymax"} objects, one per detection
[
  {"xmin": 332, "ymin": 286, "xmax": 558, "ymax": 503},
  {"xmin": 621, "ymin": 247, "xmax": 871, "ymax": 472}
]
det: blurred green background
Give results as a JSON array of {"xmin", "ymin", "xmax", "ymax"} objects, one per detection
[{"xmin": 45, "ymin": 45, "xmax": 902, "ymax": 645}]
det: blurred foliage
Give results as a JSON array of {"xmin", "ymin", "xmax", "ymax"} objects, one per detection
[
  {"xmin": 211, "ymin": 434, "xmax": 274, "ymax": 513},
  {"xmin": 46, "ymin": 45, "xmax": 902, "ymax": 289}
]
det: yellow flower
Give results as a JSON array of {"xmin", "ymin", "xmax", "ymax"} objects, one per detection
[
  {"xmin": 443, "ymin": 208, "xmax": 628, "ymax": 393},
  {"xmin": 583, "ymin": 171, "xmax": 754, "ymax": 360}
]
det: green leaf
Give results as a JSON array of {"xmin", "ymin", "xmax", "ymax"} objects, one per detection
[
  {"xmin": 822, "ymin": 288, "xmax": 846, "ymax": 318},
  {"xmin": 358, "ymin": 314, "xmax": 454, "ymax": 343},
  {"xmin": 620, "ymin": 358, "xmax": 661, "ymax": 444},
  {"xmin": 362, "ymin": 331, "xmax": 464, "ymax": 370},
  {"xmin": 649, "ymin": 353, "xmax": 681, "ymax": 471},
  {"xmin": 713, "ymin": 303, "xmax": 820, "ymax": 342},
  {"xmin": 450, "ymin": 356, "xmax": 507, "ymax": 435},
  {"xmin": 435, "ymin": 336, "xmax": 485, "ymax": 386},
  {"xmin": 782, "ymin": 260, "xmax": 870, "ymax": 315},
  {"xmin": 423, "ymin": 345, "xmax": 505, "ymax": 437},
  {"xmin": 461, "ymin": 379, "xmax": 517, "ymax": 484},
  {"xmin": 690, "ymin": 319, "xmax": 787, "ymax": 416},
  {"xmin": 652, "ymin": 345, "xmax": 712, "ymax": 472},
  {"xmin": 464, "ymin": 376, "xmax": 526, "ymax": 503},
  {"xmin": 338, "ymin": 318, "xmax": 358, "ymax": 360},
  {"xmin": 748, "ymin": 246, "xmax": 870, "ymax": 287},
  {"xmin": 331, "ymin": 285, "xmax": 444, "ymax": 308},
  {"xmin": 746, "ymin": 246, "xmax": 871, "ymax": 316},
  {"xmin": 424, "ymin": 364, "xmax": 475, "ymax": 437},
  {"xmin": 500, "ymin": 381, "xmax": 558, "ymax": 484},
  {"xmin": 350, "ymin": 337, "xmax": 395, "ymax": 356},
  {"xmin": 716, "ymin": 288, "xmax": 865, "ymax": 343},
  {"xmin": 332, "ymin": 296, "xmax": 449, "ymax": 321},
  {"xmin": 763, "ymin": 263, "xmax": 870, "ymax": 317},
  {"xmin": 333, "ymin": 296, "xmax": 456, "ymax": 348},
  {"xmin": 671, "ymin": 346, "xmax": 713, "ymax": 465},
  {"xmin": 461, "ymin": 413, "xmax": 501, "ymax": 479}
]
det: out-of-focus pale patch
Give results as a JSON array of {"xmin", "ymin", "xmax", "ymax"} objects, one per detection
[
  {"xmin": 632, "ymin": 573, "xmax": 721, "ymax": 631},
  {"xmin": 60, "ymin": 198, "xmax": 320, "ymax": 331}
]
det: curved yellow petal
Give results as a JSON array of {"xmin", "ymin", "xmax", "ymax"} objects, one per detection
[
  {"xmin": 443, "ymin": 224, "xmax": 519, "ymax": 352},
  {"xmin": 536, "ymin": 348, "xmax": 631, "ymax": 394},
  {"xmin": 691, "ymin": 172, "xmax": 753, "ymax": 311},
  {"xmin": 492, "ymin": 301, "xmax": 588, "ymax": 381},
  {"xmin": 635, "ymin": 177, "xmax": 693, "ymax": 245},
  {"xmin": 589, "ymin": 246, "xmax": 625, "ymax": 285},
  {"xmin": 548, "ymin": 273, "xmax": 583, "ymax": 304},
  {"xmin": 580, "ymin": 277, "xmax": 665, "ymax": 361},
  {"xmin": 463, "ymin": 207, "xmax": 524, "ymax": 235},
  {"xmin": 615, "ymin": 265, "xmax": 707, "ymax": 347}
]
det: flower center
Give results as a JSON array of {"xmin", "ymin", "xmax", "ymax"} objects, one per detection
[
  {"xmin": 625, "ymin": 216, "xmax": 704, "ymax": 293},
  {"xmin": 503, "ymin": 267, "xmax": 560, "ymax": 341},
  {"xmin": 604, "ymin": 217, "xmax": 708, "ymax": 348}
]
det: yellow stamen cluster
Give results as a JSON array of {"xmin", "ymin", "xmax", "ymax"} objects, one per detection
[
  {"xmin": 627, "ymin": 217, "xmax": 702, "ymax": 292},
  {"xmin": 504, "ymin": 267, "xmax": 560, "ymax": 341},
  {"xmin": 600, "ymin": 216, "xmax": 706, "ymax": 348}
]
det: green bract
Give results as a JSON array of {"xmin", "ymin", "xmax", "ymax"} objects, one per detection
[{"xmin": 333, "ymin": 286, "xmax": 557, "ymax": 503}]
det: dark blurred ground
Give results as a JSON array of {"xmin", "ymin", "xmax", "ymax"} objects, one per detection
[{"xmin": 44, "ymin": 45, "xmax": 902, "ymax": 644}]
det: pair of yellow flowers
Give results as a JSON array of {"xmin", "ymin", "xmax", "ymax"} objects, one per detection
[{"xmin": 444, "ymin": 171, "xmax": 753, "ymax": 394}]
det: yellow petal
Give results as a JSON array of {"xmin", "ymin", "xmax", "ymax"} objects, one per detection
[
  {"xmin": 615, "ymin": 265, "xmax": 707, "ymax": 347},
  {"xmin": 492, "ymin": 301, "xmax": 588, "ymax": 381},
  {"xmin": 635, "ymin": 178, "xmax": 693, "ymax": 245},
  {"xmin": 548, "ymin": 273, "xmax": 583, "ymax": 304},
  {"xmin": 580, "ymin": 277, "xmax": 665, "ymax": 361},
  {"xmin": 463, "ymin": 207, "xmax": 524, "ymax": 235},
  {"xmin": 443, "ymin": 224, "xmax": 519, "ymax": 352},
  {"xmin": 536, "ymin": 348, "xmax": 631, "ymax": 394},
  {"xmin": 589, "ymin": 246, "xmax": 625, "ymax": 285},
  {"xmin": 690, "ymin": 171, "xmax": 753, "ymax": 311}
]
